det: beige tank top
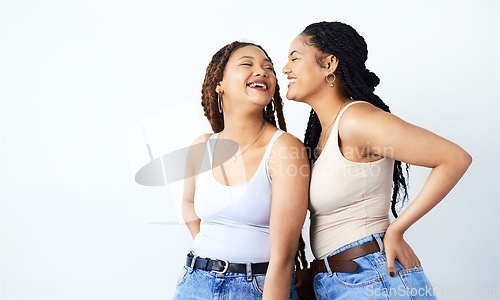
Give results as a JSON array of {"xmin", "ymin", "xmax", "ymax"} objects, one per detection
[{"xmin": 309, "ymin": 101, "xmax": 394, "ymax": 259}]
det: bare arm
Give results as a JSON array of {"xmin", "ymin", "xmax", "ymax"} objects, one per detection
[
  {"xmin": 263, "ymin": 134, "xmax": 310, "ymax": 300},
  {"xmin": 181, "ymin": 134, "xmax": 212, "ymax": 239},
  {"xmin": 341, "ymin": 103, "xmax": 472, "ymax": 272},
  {"xmin": 182, "ymin": 174, "xmax": 200, "ymax": 239}
]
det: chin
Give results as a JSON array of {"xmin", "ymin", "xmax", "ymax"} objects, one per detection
[{"xmin": 285, "ymin": 92, "xmax": 304, "ymax": 103}]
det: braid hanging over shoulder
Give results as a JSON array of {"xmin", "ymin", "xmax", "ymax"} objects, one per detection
[{"xmin": 301, "ymin": 21, "xmax": 410, "ymax": 217}]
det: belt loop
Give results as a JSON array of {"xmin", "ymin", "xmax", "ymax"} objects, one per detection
[
  {"xmin": 374, "ymin": 234, "xmax": 384, "ymax": 253},
  {"xmin": 189, "ymin": 254, "xmax": 198, "ymax": 273},
  {"xmin": 246, "ymin": 262, "xmax": 253, "ymax": 281},
  {"xmin": 323, "ymin": 257, "xmax": 333, "ymax": 276}
]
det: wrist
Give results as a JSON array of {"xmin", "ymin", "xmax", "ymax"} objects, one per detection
[{"xmin": 386, "ymin": 222, "xmax": 406, "ymax": 237}]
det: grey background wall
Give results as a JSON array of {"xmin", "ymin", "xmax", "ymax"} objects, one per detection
[{"xmin": 1, "ymin": 0, "xmax": 499, "ymax": 299}]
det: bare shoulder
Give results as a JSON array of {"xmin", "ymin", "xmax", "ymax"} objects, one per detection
[
  {"xmin": 269, "ymin": 132, "xmax": 308, "ymax": 165},
  {"xmin": 339, "ymin": 100, "xmax": 402, "ymax": 139},
  {"xmin": 191, "ymin": 133, "xmax": 213, "ymax": 145},
  {"xmin": 186, "ymin": 133, "xmax": 213, "ymax": 161},
  {"xmin": 341, "ymin": 101, "xmax": 387, "ymax": 122},
  {"xmin": 268, "ymin": 132, "xmax": 309, "ymax": 181},
  {"xmin": 273, "ymin": 132, "xmax": 306, "ymax": 150}
]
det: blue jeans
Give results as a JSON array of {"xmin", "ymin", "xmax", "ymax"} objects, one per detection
[
  {"xmin": 174, "ymin": 266, "xmax": 298, "ymax": 299},
  {"xmin": 314, "ymin": 233, "xmax": 436, "ymax": 299}
]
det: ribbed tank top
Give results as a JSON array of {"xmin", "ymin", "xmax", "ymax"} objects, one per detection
[
  {"xmin": 193, "ymin": 129, "xmax": 285, "ymax": 263},
  {"xmin": 309, "ymin": 101, "xmax": 394, "ymax": 259}
]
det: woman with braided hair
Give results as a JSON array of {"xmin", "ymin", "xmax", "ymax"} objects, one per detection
[
  {"xmin": 283, "ymin": 22, "xmax": 472, "ymax": 299},
  {"xmin": 174, "ymin": 41, "xmax": 310, "ymax": 299}
]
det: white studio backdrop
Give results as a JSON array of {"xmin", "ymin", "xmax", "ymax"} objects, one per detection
[{"xmin": 1, "ymin": 0, "xmax": 499, "ymax": 299}]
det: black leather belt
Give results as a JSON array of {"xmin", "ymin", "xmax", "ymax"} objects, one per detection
[{"xmin": 186, "ymin": 253, "xmax": 268, "ymax": 275}]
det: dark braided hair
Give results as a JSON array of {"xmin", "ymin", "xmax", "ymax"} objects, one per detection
[
  {"xmin": 301, "ymin": 21, "xmax": 410, "ymax": 218},
  {"xmin": 201, "ymin": 41, "xmax": 286, "ymax": 132},
  {"xmin": 201, "ymin": 41, "xmax": 308, "ymax": 270}
]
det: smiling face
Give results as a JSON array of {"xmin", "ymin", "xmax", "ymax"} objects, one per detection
[
  {"xmin": 217, "ymin": 45, "xmax": 276, "ymax": 111},
  {"xmin": 282, "ymin": 34, "xmax": 329, "ymax": 104}
]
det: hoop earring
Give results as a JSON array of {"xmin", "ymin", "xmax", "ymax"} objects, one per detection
[
  {"xmin": 325, "ymin": 72, "xmax": 336, "ymax": 87},
  {"xmin": 217, "ymin": 93, "xmax": 223, "ymax": 113},
  {"xmin": 269, "ymin": 98, "xmax": 275, "ymax": 114}
]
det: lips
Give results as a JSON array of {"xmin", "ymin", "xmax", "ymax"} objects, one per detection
[
  {"xmin": 247, "ymin": 81, "xmax": 268, "ymax": 89},
  {"xmin": 287, "ymin": 77, "xmax": 297, "ymax": 85}
]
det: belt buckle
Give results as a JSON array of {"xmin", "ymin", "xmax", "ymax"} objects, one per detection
[{"xmin": 213, "ymin": 258, "xmax": 229, "ymax": 274}]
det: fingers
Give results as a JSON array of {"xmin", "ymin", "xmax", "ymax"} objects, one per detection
[
  {"xmin": 383, "ymin": 232, "xmax": 423, "ymax": 276},
  {"xmin": 294, "ymin": 279, "xmax": 303, "ymax": 288},
  {"xmin": 385, "ymin": 248, "xmax": 396, "ymax": 277},
  {"xmin": 387, "ymin": 248, "xmax": 421, "ymax": 277},
  {"xmin": 294, "ymin": 268, "xmax": 315, "ymax": 299},
  {"xmin": 294, "ymin": 269, "xmax": 306, "ymax": 287},
  {"xmin": 410, "ymin": 258, "xmax": 421, "ymax": 269},
  {"xmin": 400, "ymin": 248, "xmax": 420, "ymax": 269}
]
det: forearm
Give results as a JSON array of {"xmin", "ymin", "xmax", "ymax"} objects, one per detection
[
  {"xmin": 390, "ymin": 154, "xmax": 471, "ymax": 234},
  {"xmin": 182, "ymin": 201, "xmax": 200, "ymax": 239},
  {"xmin": 185, "ymin": 220, "xmax": 200, "ymax": 239},
  {"xmin": 263, "ymin": 135, "xmax": 310, "ymax": 299},
  {"xmin": 262, "ymin": 256, "xmax": 295, "ymax": 300}
]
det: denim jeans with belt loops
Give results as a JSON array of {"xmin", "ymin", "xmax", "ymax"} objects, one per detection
[
  {"xmin": 314, "ymin": 233, "xmax": 436, "ymax": 300},
  {"xmin": 174, "ymin": 258, "xmax": 298, "ymax": 300}
]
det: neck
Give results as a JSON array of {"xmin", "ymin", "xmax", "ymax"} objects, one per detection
[
  {"xmin": 300, "ymin": 85, "xmax": 348, "ymax": 127},
  {"xmin": 221, "ymin": 112, "xmax": 267, "ymax": 145},
  {"xmin": 310, "ymin": 96, "xmax": 347, "ymax": 129}
]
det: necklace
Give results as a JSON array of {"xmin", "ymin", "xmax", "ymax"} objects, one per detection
[
  {"xmin": 317, "ymin": 99, "xmax": 347, "ymax": 155},
  {"xmin": 220, "ymin": 120, "xmax": 268, "ymax": 162}
]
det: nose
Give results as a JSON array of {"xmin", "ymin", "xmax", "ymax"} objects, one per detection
[
  {"xmin": 254, "ymin": 66, "xmax": 267, "ymax": 77},
  {"xmin": 282, "ymin": 63, "xmax": 290, "ymax": 75}
]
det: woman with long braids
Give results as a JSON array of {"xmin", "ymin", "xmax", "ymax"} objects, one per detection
[
  {"xmin": 283, "ymin": 21, "xmax": 472, "ymax": 299},
  {"xmin": 174, "ymin": 41, "xmax": 310, "ymax": 299}
]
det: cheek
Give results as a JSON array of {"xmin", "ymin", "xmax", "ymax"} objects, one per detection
[
  {"xmin": 222, "ymin": 75, "xmax": 243, "ymax": 90},
  {"xmin": 304, "ymin": 66, "xmax": 325, "ymax": 85},
  {"xmin": 269, "ymin": 78, "xmax": 277, "ymax": 94}
]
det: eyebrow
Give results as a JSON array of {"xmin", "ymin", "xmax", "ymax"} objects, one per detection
[
  {"xmin": 289, "ymin": 50, "xmax": 301, "ymax": 57},
  {"xmin": 237, "ymin": 55, "xmax": 271, "ymax": 63}
]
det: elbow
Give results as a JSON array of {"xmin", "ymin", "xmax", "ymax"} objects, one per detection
[
  {"xmin": 269, "ymin": 253, "xmax": 296, "ymax": 272},
  {"xmin": 269, "ymin": 247, "xmax": 298, "ymax": 269},
  {"xmin": 455, "ymin": 148, "xmax": 473, "ymax": 173},
  {"xmin": 461, "ymin": 149, "xmax": 472, "ymax": 168}
]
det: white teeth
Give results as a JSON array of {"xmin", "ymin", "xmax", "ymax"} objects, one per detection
[
  {"xmin": 248, "ymin": 82, "xmax": 267, "ymax": 89},
  {"xmin": 288, "ymin": 78, "xmax": 297, "ymax": 84}
]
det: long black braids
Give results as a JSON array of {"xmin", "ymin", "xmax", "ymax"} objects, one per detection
[
  {"xmin": 301, "ymin": 21, "xmax": 410, "ymax": 218},
  {"xmin": 201, "ymin": 41, "xmax": 307, "ymax": 270}
]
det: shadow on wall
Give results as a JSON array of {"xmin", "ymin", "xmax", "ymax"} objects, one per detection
[
  {"xmin": 127, "ymin": 102, "xmax": 241, "ymax": 225},
  {"xmin": 127, "ymin": 102, "xmax": 207, "ymax": 221}
]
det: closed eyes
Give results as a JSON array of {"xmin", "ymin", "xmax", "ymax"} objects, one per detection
[{"xmin": 240, "ymin": 62, "xmax": 274, "ymax": 71}]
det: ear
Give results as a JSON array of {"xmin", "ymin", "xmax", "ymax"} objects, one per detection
[
  {"xmin": 326, "ymin": 55, "xmax": 339, "ymax": 73},
  {"xmin": 215, "ymin": 83, "xmax": 223, "ymax": 94}
]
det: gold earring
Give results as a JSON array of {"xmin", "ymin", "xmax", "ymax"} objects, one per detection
[
  {"xmin": 325, "ymin": 72, "xmax": 336, "ymax": 87},
  {"xmin": 269, "ymin": 98, "xmax": 275, "ymax": 114},
  {"xmin": 217, "ymin": 93, "xmax": 223, "ymax": 113}
]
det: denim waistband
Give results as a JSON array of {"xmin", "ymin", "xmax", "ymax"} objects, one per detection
[{"xmin": 327, "ymin": 232, "xmax": 385, "ymax": 258}]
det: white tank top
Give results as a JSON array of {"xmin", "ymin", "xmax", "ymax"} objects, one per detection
[
  {"xmin": 309, "ymin": 101, "xmax": 394, "ymax": 259},
  {"xmin": 193, "ymin": 129, "xmax": 285, "ymax": 263}
]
